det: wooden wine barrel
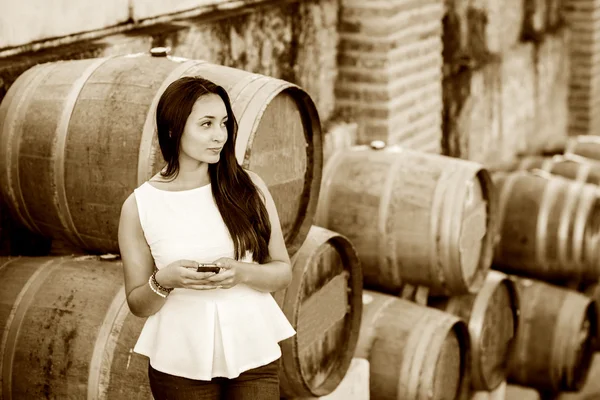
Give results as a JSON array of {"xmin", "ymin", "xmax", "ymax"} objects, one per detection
[
  {"xmin": 1, "ymin": 248, "xmax": 360, "ymax": 399},
  {"xmin": 494, "ymin": 171, "xmax": 600, "ymax": 283},
  {"xmin": 507, "ymin": 277, "xmax": 597, "ymax": 392},
  {"xmin": 272, "ymin": 225, "xmax": 363, "ymax": 397},
  {"xmin": 356, "ymin": 290, "xmax": 469, "ymax": 400},
  {"xmin": 518, "ymin": 154, "xmax": 600, "ymax": 186},
  {"xmin": 565, "ymin": 135, "xmax": 600, "ymax": 161},
  {"xmin": 429, "ymin": 270, "xmax": 519, "ymax": 391},
  {"xmin": 0, "ymin": 256, "xmax": 151, "ymax": 399},
  {"xmin": 315, "ymin": 142, "xmax": 496, "ymax": 295},
  {"xmin": 0, "ymin": 52, "xmax": 322, "ymax": 256}
]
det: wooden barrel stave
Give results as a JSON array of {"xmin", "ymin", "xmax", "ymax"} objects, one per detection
[
  {"xmin": 565, "ymin": 135, "xmax": 600, "ymax": 161},
  {"xmin": 275, "ymin": 225, "xmax": 362, "ymax": 397},
  {"xmin": 495, "ymin": 172, "xmax": 600, "ymax": 283},
  {"xmin": 518, "ymin": 155, "xmax": 600, "ymax": 186},
  {"xmin": 0, "ymin": 55, "xmax": 322, "ymax": 256},
  {"xmin": 507, "ymin": 277, "xmax": 597, "ymax": 392},
  {"xmin": 358, "ymin": 290, "xmax": 469, "ymax": 400},
  {"xmin": 65, "ymin": 57, "xmax": 176, "ymax": 250},
  {"xmin": 430, "ymin": 270, "xmax": 519, "ymax": 391},
  {"xmin": 0, "ymin": 256, "xmax": 152, "ymax": 399},
  {"xmin": 99, "ymin": 307, "xmax": 150, "ymax": 400},
  {"xmin": 0, "ymin": 62, "xmax": 69, "ymax": 237},
  {"xmin": 316, "ymin": 144, "xmax": 495, "ymax": 295}
]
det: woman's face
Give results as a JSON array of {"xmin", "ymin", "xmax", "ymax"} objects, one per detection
[{"xmin": 179, "ymin": 93, "xmax": 229, "ymax": 164}]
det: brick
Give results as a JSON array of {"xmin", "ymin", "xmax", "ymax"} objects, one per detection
[
  {"xmin": 358, "ymin": 111, "xmax": 441, "ymax": 143},
  {"xmin": 566, "ymin": 115, "xmax": 600, "ymax": 131},
  {"xmin": 339, "ymin": 21, "xmax": 441, "ymax": 53},
  {"xmin": 398, "ymin": 127, "xmax": 442, "ymax": 153},
  {"xmin": 338, "ymin": 36, "xmax": 442, "ymax": 70},
  {"xmin": 336, "ymin": 82, "xmax": 441, "ymax": 119},
  {"xmin": 340, "ymin": 0, "xmax": 438, "ymax": 19},
  {"xmin": 338, "ymin": 40, "xmax": 442, "ymax": 85},
  {"xmin": 335, "ymin": 67, "xmax": 441, "ymax": 103},
  {"xmin": 568, "ymin": 101, "xmax": 600, "ymax": 115},
  {"xmin": 568, "ymin": 94, "xmax": 600, "ymax": 110},
  {"xmin": 568, "ymin": 86, "xmax": 600, "ymax": 102},
  {"xmin": 563, "ymin": 0, "xmax": 600, "ymax": 13},
  {"xmin": 338, "ymin": 2, "xmax": 443, "ymax": 37},
  {"xmin": 569, "ymin": 63, "xmax": 600, "ymax": 79},
  {"xmin": 344, "ymin": 93, "xmax": 442, "ymax": 129},
  {"xmin": 389, "ymin": 112, "xmax": 442, "ymax": 148},
  {"xmin": 563, "ymin": 19, "xmax": 600, "ymax": 34},
  {"xmin": 570, "ymin": 43, "xmax": 600, "ymax": 59},
  {"xmin": 338, "ymin": 53, "xmax": 441, "ymax": 85}
]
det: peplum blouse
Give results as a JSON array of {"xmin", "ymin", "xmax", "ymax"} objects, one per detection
[{"xmin": 132, "ymin": 181, "xmax": 296, "ymax": 380}]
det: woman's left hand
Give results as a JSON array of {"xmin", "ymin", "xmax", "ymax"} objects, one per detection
[{"xmin": 206, "ymin": 257, "xmax": 246, "ymax": 289}]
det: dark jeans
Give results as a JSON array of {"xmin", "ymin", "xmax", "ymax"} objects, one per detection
[{"xmin": 148, "ymin": 359, "xmax": 280, "ymax": 400}]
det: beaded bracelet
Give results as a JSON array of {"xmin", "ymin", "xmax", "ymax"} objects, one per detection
[
  {"xmin": 148, "ymin": 275, "xmax": 168, "ymax": 298},
  {"xmin": 152, "ymin": 270, "xmax": 173, "ymax": 294}
]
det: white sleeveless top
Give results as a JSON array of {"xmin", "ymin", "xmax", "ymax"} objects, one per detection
[{"xmin": 132, "ymin": 181, "xmax": 296, "ymax": 380}]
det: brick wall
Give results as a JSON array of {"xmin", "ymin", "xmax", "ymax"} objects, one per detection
[{"xmin": 335, "ymin": 0, "xmax": 445, "ymax": 153}]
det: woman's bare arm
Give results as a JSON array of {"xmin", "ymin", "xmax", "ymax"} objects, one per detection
[{"xmin": 118, "ymin": 194, "xmax": 169, "ymax": 317}]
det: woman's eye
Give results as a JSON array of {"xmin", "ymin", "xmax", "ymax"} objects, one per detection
[{"xmin": 201, "ymin": 121, "xmax": 212, "ymax": 128}]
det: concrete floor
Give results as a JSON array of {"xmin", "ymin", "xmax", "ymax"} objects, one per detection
[{"xmin": 554, "ymin": 354, "xmax": 600, "ymax": 400}]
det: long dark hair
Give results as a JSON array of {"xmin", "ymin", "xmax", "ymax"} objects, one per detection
[{"xmin": 155, "ymin": 76, "xmax": 272, "ymax": 264}]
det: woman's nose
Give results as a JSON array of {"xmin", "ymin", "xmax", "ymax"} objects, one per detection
[{"xmin": 212, "ymin": 127, "xmax": 227, "ymax": 143}]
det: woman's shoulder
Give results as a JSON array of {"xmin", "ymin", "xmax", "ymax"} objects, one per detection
[{"xmin": 119, "ymin": 192, "xmax": 140, "ymax": 221}]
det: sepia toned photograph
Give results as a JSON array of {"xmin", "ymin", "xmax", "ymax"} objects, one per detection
[{"xmin": 0, "ymin": 0, "xmax": 599, "ymax": 399}]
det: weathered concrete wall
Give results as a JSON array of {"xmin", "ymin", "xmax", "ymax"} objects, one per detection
[
  {"xmin": 1, "ymin": 0, "xmax": 282, "ymax": 50},
  {"xmin": 0, "ymin": 0, "xmax": 130, "ymax": 49},
  {"xmin": 443, "ymin": 29, "xmax": 570, "ymax": 168},
  {"xmin": 0, "ymin": 0, "xmax": 339, "ymax": 255},
  {"xmin": 130, "ymin": 0, "xmax": 231, "ymax": 21}
]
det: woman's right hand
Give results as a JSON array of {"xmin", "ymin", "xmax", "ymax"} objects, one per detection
[{"xmin": 154, "ymin": 260, "xmax": 220, "ymax": 290}]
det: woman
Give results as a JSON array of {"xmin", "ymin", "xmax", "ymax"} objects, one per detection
[{"xmin": 118, "ymin": 76, "xmax": 296, "ymax": 400}]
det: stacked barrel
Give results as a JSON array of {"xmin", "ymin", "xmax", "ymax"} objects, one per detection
[
  {"xmin": 315, "ymin": 141, "xmax": 524, "ymax": 400},
  {"xmin": 489, "ymin": 134, "xmax": 600, "ymax": 398},
  {"xmin": 443, "ymin": 0, "xmax": 569, "ymax": 168},
  {"xmin": 0, "ymin": 52, "xmax": 367, "ymax": 399}
]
